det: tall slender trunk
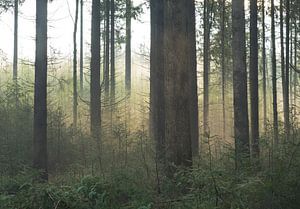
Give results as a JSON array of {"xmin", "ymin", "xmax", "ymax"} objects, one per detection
[
  {"xmin": 250, "ymin": 0, "xmax": 259, "ymax": 158},
  {"xmin": 110, "ymin": 0, "xmax": 115, "ymax": 103},
  {"xmin": 13, "ymin": 0, "xmax": 18, "ymax": 81},
  {"xmin": 232, "ymin": 0, "xmax": 250, "ymax": 168},
  {"xmin": 294, "ymin": 22, "xmax": 297, "ymax": 106},
  {"xmin": 280, "ymin": 0, "xmax": 286, "ymax": 135},
  {"xmin": 262, "ymin": 0, "xmax": 267, "ymax": 132},
  {"xmin": 284, "ymin": 0, "xmax": 290, "ymax": 139},
  {"xmin": 125, "ymin": 0, "xmax": 132, "ymax": 93},
  {"xmin": 203, "ymin": 0, "xmax": 210, "ymax": 135},
  {"xmin": 271, "ymin": 0, "xmax": 279, "ymax": 145},
  {"xmin": 33, "ymin": 0, "xmax": 48, "ymax": 181},
  {"xmin": 110, "ymin": 0, "xmax": 115, "ymax": 133},
  {"xmin": 104, "ymin": 0, "xmax": 110, "ymax": 98},
  {"xmin": 220, "ymin": 0, "xmax": 226, "ymax": 140},
  {"xmin": 189, "ymin": 0, "xmax": 199, "ymax": 157},
  {"xmin": 73, "ymin": 0, "xmax": 79, "ymax": 129},
  {"xmin": 80, "ymin": 0, "xmax": 84, "ymax": 93},
  {"xmin": 90, "ymin": 0, "xmax": 101, "ymax": 138}
]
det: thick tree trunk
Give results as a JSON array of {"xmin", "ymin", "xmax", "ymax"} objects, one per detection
[
  {"xmin": 13, "ymin": 0, "xmax": 18, "ymax": 81},
  {"xmin": 90, "ymin": 0, "xmax": 101, "ymax": 138},
  {"xmin": 33, "ymin": 0, "xmax": 48, "ymax": 181},
  {"xmin": 125, "ymin": 0, "xmax": 131, "ymax": 93},
  {"xmin": 73, "ymin": 0, "xmax": 79, "ymax": 129},
  {"xmin": 189, "ymin": 0, "xmax": 199, "ymax": 158},
  {"xmin": 163, "ymin": 0, "xmax": 196, "ymax": 171},
  {"xmin": 232, "ymin": 0, "xmax": 250, "ymax": 168},
  {"xmin": 271, "ymin": 0, "xmax": 279, "ymax": 145},
  {"xmin": 150, "ymin": 0, "xmax": 165, "ymax": 163},
  {"xmin": 80, "ymin": 0, "xmax": 84, "ymax": 93},
  {"xmin": 250, "ymin": 0, "xmax": 259, "ymax": 158}
]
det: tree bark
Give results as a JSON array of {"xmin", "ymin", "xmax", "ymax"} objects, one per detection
[
  {"xmin": 33, "ymin": 0, "xmax": 48, "ymax": 181},
  {"xmin": 220, "ymin": 0, "xmax": 226, "ymax": 140},
  {"xmin": 250, "ymin": 0, "xmax": 259, "ymax": 158},
  {"xmin": 150, "ymin": 0, "xmax": 165, "ymax": 163},
  {"xmin": 125, "ymin": 0, "xmax": 131, "ymax": 93},
  {"xmin": 284, "ymin": 0, "xmax": 290, "ymax": 139},
  {"xmin": 90, "ymin": 0, "xmax": 101, "ymax": 138},
  {"xmin": 271, "ymin": 0, "xmax": 279, "ymax": 145},
  {"xmin": 104, "ymin": 0, "xmax": 110, "ymax": 98},
  {"xmin": 110, "ymin": 0, "xmax": 115, "ymax": 103},
  {"xmin": 262, "ymin": 0, "xmax": 267, "ymax": 132},
  {"xmin": 13, "ymin": 0, "xmax": 18, "ymax": 81},
  {"xmin": 189, "ymin": 0, "xmax": 199, "ymax": 158},
  {"xmin": 203, "ymin": 0, "xmax": 210, "ymax": 135},
  {"xmin": 80, "ymin": 0, "xmax": 84, "ymax": 93},
  {"xmin": 73, "ymin": 0, "xmax": 79, "ymax": 129},
  {"xmin": 163, "ymin": 0, "xmax": 196, "ymax": 171},
  {"xmin": 232, "ymin": 0, "xmax": 250, "ymax": 168}
]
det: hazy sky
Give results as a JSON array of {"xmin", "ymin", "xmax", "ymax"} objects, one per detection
[{"xmin": 0, "ymin": 0, "xmax": 149, "ymax": 62}]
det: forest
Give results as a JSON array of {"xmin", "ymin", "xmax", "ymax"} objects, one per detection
[{"xmin": 0, "ymin": 0, "xmax": 299, "ymax": 208}]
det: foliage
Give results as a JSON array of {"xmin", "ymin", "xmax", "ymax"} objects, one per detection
[{"xmin": 1, "ymin": 134, "xmax": 300, "ymax": 209}]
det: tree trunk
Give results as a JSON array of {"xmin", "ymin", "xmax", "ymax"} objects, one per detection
[
  {"xmin": 262, "ymin": 0, "xmax": 267, "ymax": 132},
  {"xmin": 294, "ymin": 23, "xmax": 297, "ymax": 106},
  {"xmin": 150, "ymin": 0, "xmax": 165, "ymax": 163},
  {"xmin": 220, "ymin": 0, "xmax": 226, "ymax": 140},
  {"xmin": 203, "ymin": 0, "xmax": 210, "ymax": 135},
  {"xmin": 110, "ymin": 0, "xmax": 115, "ymax": 103},
  {"xmin": 33, "ymin": 0, "xmax": 48, "ymax": 181},
  {"xmin": 13, "ymin": 0, "xmax": 18, "ymax": 81},
  {"xmin": 73, "ymin": 0, "xmax": 79, "ymax": 129},
  {"xmin": 104, "ymin": 0, "xmax": 110, "ymax": 99},
  {"xmin": 250, "ymin": 0, "xmax": 259, "ymax": 158},
  {"xmin": 125, "ymin": 0, "xmax": 131, "ymax": 93},
  {"xmin": 80, "ymin": 0, "xmax": 84, "ymax": 93},
  {"xmin": 90, "ymin": 0, "xmax": 101, "ymax": 138},
  {"xmin": 232, "ymin": 0, "xmax": 250, "ymax": 168},
  {"xmin": 163, "ymin": 0, "xmax": 196, "ymax": 172},
  {"xmin": 189, "ymin": 0, "xmax": 199, "ymax": 157},
  {"xmin": 271, "ymin": 0, "xmax": 279, "ymax": 145},
  {"xmin": 284, "ymin": 0, "xmax": 290, "ymax": 139}
]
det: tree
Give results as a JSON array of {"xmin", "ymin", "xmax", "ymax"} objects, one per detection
[
  {"xmin": 150, "ymin": 0, "xmax": 198, "ymax": 174},
  {"xmin": 284, "ymin": 0, "xmax": 290, "ymax": 139},
  {"xmin": 33, "ymin": 0, "xmax": 48, "ymax": 181},
  {"xmin": 250, "ymin": 0, "xmax": 259, "ymax": 158},
  {"xmin": 262, "ymin": 0, "xmax": 267, "ymax": 132},
  {"xmin": 125, "ymin": 0, "xmax": 131, "ymax": 93},
  {"xmin": 271, "ymin": 0, "xmax": 279, "ymax": 145},
  {"xmin": 232, "ymin": 0, "xmax": 250, "ymax": 168},
  {"xmin": 203, "ymin": 0, "xmax": 212, "ymax": 135},
  {"xmin": 189, "ymin": 0, "xmax": 199, "ymax": 157},
  {"xmin": 73, "ymin": 0, "xmax": 79, "ymax": 129},
  {"xmin": 104, "ymin": 0, "xmax": 110, "ymax": 99},
  {"xmin": 220, "ymin": 0, "xmax": 226, "ymax": 139},
  {"xmin": 80, "ymin": 0, "xmax": 84, "ymax": 93},
  {"xmin": 90, "ymin": 0, "xmax": 101, "ymax": 138},
  {"xmin": 150, "ymin": 0, "xmax": 165, "ymax": 163},
  {"xmin": 110, "ymin": 0, "xmax": 115, "ymax": 104},
  {"xmin": 163, "ymin": 0, "xmax": 197, "ymax": 171},
  {"xmin": 13, "ymin": 0, "xmax": 18, "ymax": 81}
]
